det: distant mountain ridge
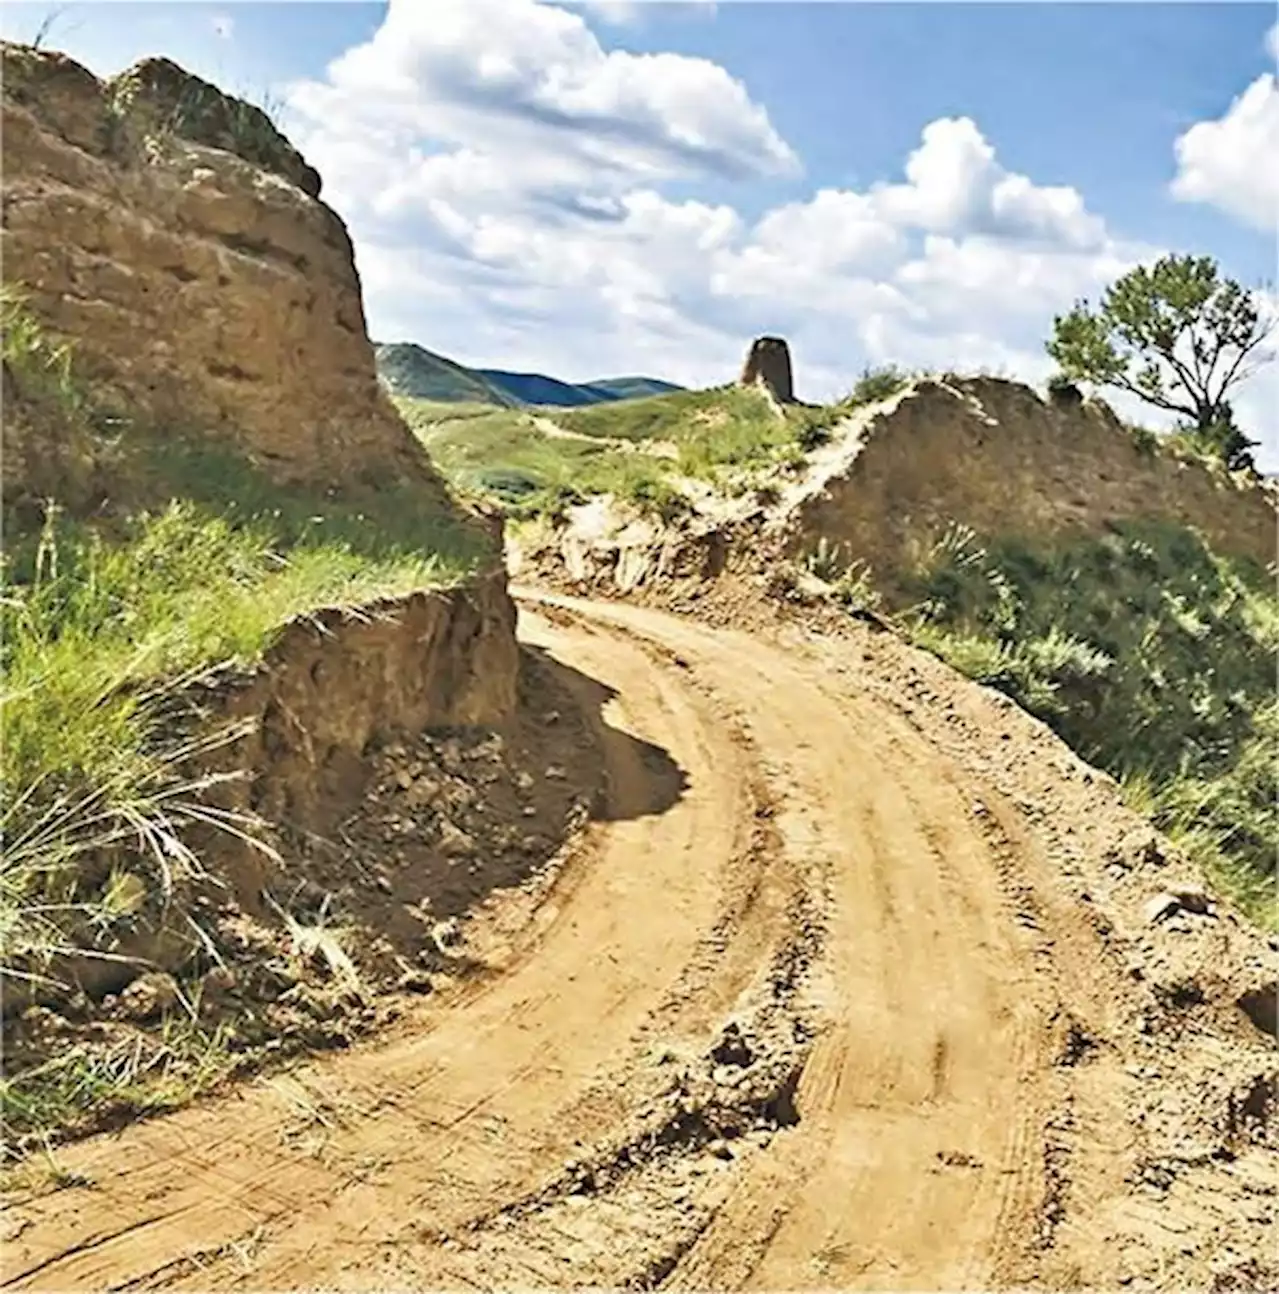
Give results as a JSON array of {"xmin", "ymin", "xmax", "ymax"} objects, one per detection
[{"xmin": 375, "ymin": 341, "xmax": 681, "ymax": 408}]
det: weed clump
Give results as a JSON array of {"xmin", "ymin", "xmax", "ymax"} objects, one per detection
[
  {"xmin": 800, "ymin": 537, "xmax": 883, "ymax": 616},
  {"xmin": 849, "ymin": 365, "xmax": 912, "ymax": 406},
  {"xmin": 1047, "ymin": 373, "xmax": 1084, "ymax": 408}
]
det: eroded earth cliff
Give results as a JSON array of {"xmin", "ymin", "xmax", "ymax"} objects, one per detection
[{"xmin": 2, "ymin": 45, "xmax": 441, "ymax": 498}]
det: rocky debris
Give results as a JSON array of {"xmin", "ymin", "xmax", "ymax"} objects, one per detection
[
  {"xmin": 936, "ymin": 1149, "xmax": 984, "ymax": 1170},
  {"xmin": 525, "ymin": 1015, "xmax": 808, "ymax": 1213},
  {"xmin": 396, "ymin": 967, "xmax": 435, "ymax": 995},
  {"xmin": 709, "ymin": 1021, "xmax": 754, "ymax": 1068},
  {"xmin": 347, "ymin": 710, "xmax": 596, "ymax": 921},
  {"xmin": 116, "ymin": 972, "xmax": 181, "ymax": 1022},
  {"xmin": 431, "ymin": 918, "xmax": 463, "ymax": 955},
  {"xmin": 1143, "ymin": 886, "xmax": 1216, "ymax": 925},
  {"xmin": 1238, "ymin": 983, "xmax": 1278, "ymax": 1038},
  {"xmin": 1209, "ymin": 1258, "xmax": 1280, "ymax": 1294},
  {"xmin": 198, "ymin": 965, "xmax": 238, "ymax": 1006},
  {"xmin": 738, "ymin": 336, "xmax": 795, "ymax": 405},
  {"xmin": 437, "ymin": 818, "xmax": 476, "ymax": 857},
  {"xmin": 186, "ymin": 574, "xmax": 520, "ymax": 880}
]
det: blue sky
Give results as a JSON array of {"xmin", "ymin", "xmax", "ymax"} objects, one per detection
[{"xmin": 3, "ymin": 1, "xmax": 1278, "ymax": 464}]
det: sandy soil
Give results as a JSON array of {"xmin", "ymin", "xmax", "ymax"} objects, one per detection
[{"xmin": 1, "ymin": 591, "xmax": 1274, "ymax": 1292}]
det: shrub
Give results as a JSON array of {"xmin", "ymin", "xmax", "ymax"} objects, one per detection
[
  {"xmin": 800, "ymin": 538, "xmax": 883, "ymax": 616},
  {"xmin": 794, "ymin": 414, "xmax": 832, "ymax": 452},
  {"xmin": 1046, "ymin": 373, "xmax": 1084, "ymax": 408},
  {"xmin": 612, "ymin": 466, "xmax": 688, "ymax": 523},
  {"xmin": 849, "ymin": 365, "xmax": 911, "ymax": 406},
  {"xmin": 1126, "ymin": 423, "xmax": 1161, "ymax": 456}
]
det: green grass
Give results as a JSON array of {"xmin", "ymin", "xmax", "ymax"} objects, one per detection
[
  {"xmin": 0, "ymin": 1009, "xmax": 238, "ymax": 1154},
  {"xmin": 394, "ymin": 399, "xmax": 504, "ymax": 424},
  {"xmin": 847, "ymin": 364, "xmax": 913, "ymax": 407},
  {"xmin": 1, "ymin": 297, "xmax": 489, "ymax": 1001},
  {"xmin": 400, "ymin": 401, "xmax": 639, "ymax": 514},
  {"xmin": 399, "ymin": 384, "xmax": 867, "ymax": 516},
  {"xmin": 798, "ymin": 538, "xmax": 883, "ymax": 616},
  {"xmin": 551, "ymin": 385, "xmax": 766, "ymax": 444},
  {"xmin": 553, "ymin": 382, "xmax": 856, "ymax": 474},
  {"xmin": 1, "ymin": 285, "xmax": 86, "ymax": 423},
  {"xmin": 900, "ymin": 520, "xmax": 1278, "ymax": 926},
  {"xmin": 2, "ymin": 485, "xmax": 485, "ymax": 974}
]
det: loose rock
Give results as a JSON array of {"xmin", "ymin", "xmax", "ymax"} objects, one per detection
[{"xmin": 117, "ymin": 972, "xmax": 181, "ymax": 1022}]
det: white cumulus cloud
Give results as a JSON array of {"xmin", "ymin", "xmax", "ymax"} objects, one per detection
[
  {"xmin": 288, "ymin": 0, "xmax": 796, "ymax": 207},
  {"xmin": 284, "ymin": 0, "xmax": 1276, "ymax": 468},
  {"xmin": 576, "ymin": 1, "xmax": 642, "ymax": 24},
  {"xmin": 1171, "ymin": 28, "xmax": 1279, "ymax": 231}
]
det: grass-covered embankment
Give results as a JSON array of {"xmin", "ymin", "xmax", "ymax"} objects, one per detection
[
  {"xmin": 1, "ymin": 291, "xmax": 489, "ymax": 1143},
  {"xmin": 898, "ymin": 520, "xmax": 1278, "ymax": 925}
]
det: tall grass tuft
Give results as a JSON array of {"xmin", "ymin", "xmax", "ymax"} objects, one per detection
[
  {"xmin": 1, "ymin": 286, "xmax": 81, "ymax": 413},
  {"xmin": 848, "ymin": 365, "xmax": 913, "ymax": 406}
]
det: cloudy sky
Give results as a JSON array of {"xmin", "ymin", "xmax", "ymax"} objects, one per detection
[{"xmin": 4, "ymin": 1, "xmax": 1278, "ymax": 466}]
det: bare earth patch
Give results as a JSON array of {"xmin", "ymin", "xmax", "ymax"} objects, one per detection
[{"xmin": 1, "ymin": 589, "xmax": 1273, "ymax": 1293}]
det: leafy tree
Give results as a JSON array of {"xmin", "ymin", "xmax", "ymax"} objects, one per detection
[{"xmin": 1047, "ymin": 255, "xmax": 1275, "ymax": 465}]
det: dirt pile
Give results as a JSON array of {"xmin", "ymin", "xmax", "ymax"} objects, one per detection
[
  {"xmin": 1, "ymin": 42, "xmax": 445, "ymax": 501},
  {"xmin": 738, "ymin": 335, "xmax": 794, "ymax": 404},
  {"xmin": 780, "ymin": 374, "xmax": 1278, "ymax": 590}
]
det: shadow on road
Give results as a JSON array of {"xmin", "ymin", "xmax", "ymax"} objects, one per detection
[{"xmin": 520, "ymin": 643, "xmax": 690, "ymax": 823}]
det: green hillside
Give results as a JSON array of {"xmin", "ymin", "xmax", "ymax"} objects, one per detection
[
  {"xmin": 579, "ymin": 376, "xmax": 683, "ymax": 401},
  {"xmin": 375, "ymin": 342, "xmax": 519, "ymax": 406},
  {"xmin": 393, "ymin": 383, "xmax": 852, "ymax": 519},
  {"xmin": 375, "ymin": 340, "xmax": 683, "ymax": 409}
]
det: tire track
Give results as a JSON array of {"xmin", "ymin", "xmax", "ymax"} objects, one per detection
[{"xmin": 2, "ymin": 592, "xmax": 1059, "ymax": 1291}]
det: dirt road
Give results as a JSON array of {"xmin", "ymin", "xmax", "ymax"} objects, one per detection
[{"xmin": 2, "ymin": 592, "xmax": 1274, "ymax": 1291}]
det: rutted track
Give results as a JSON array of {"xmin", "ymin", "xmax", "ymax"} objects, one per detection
[{"xmin": 2, "ymin": 591, "xmax": 1262, "ymax": 1290}]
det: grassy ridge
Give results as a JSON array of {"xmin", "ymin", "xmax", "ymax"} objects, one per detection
[
  {"xmin": 554, "ymin": 384, "xmax": 856, "ymax": 474},
  {"xmin": 395, "ymin": 383, "xmax": 864, "ymax": 519},
  {"xmin": 398, "ymin": 400, "xmax": 680, "ymax": 519}
]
